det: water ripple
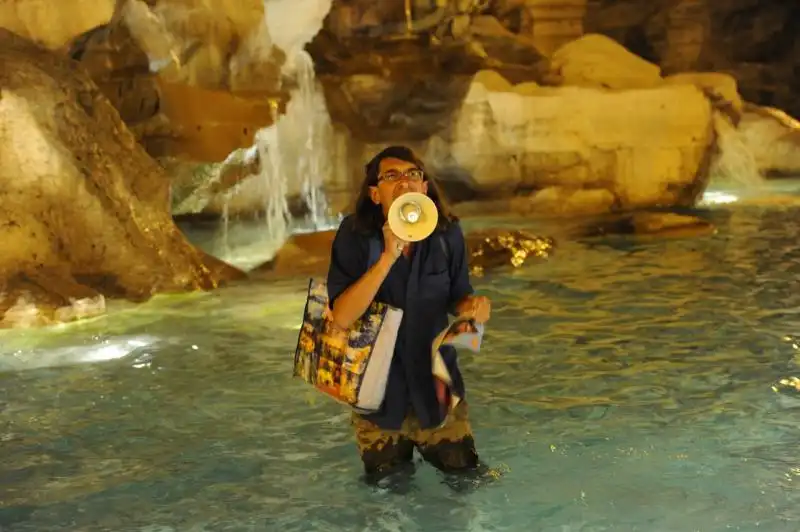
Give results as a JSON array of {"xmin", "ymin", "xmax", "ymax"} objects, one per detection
[{"xmin": 0, "ymin": 205, "xmax": 799, "ymax": 531}]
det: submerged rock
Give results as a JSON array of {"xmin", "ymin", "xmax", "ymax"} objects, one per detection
[
  {"xmin": 579, "ymin": 212, "xmax": 716, "ymax": 239},
  {"xmin": 0, "ymin": 30, "xmax": 243, "ymax": 328},
  {"xmin": 772, "ymin": 376, "xmax": 800, "ymax": 410},
  {"xmin": 466, "ymin": 229, "xmax": 555, "ymax": 277},
  {"xmin": 258, "ymin": 229, "xmax": 338, "ymax": 278}
]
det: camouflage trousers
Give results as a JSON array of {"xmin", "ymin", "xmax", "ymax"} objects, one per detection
[{"xmin": 351, "ymin": 402, "xmax": 479, "ymax": 478}]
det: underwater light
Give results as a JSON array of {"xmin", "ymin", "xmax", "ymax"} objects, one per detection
[
  {"xmin": 1, "ymin": 335, "xmax": 160, "ymax": 372},
  {"xmin": 699, "ymin": 191, "xmax": 738, "ymax": 205}
]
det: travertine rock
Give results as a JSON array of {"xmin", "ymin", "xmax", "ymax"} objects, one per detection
[
  {"xmin": 0, "ymin": 0, "xmax": 114, "ymax": 48},
  {"xmin": 737, "ymin": 105, "xmax": 800, "ymax": 177},
  {"xmin": 519, "ymin": 0, "xmax": 588, "ymax": 55},
  {"xmin": 584, "ymin": 0, "xmax": 800, "ymax": 119},
  {"xmin": 347, "ymin": 70, "xmax": 714, "ymax": 214},
  {"xmin": 550, "ymin": 33, "xmax": 662, "ymax": 89},
  {"xmin": 0, "ymin": 30, "xmax": 243, "ymax": 328},
  {"xmin": 663, "ymin": 72, "xmax": 743, "ymax": 117},
  {"xmin": 64, "ymin": 0, "xmax": 292, "ymax": 163}
]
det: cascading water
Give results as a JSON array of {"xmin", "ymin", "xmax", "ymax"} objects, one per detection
[
  {"xmin": 255, "ymin": 124, "xmax": 290, "ymax": 245},
  {"xmin": 262, "ymin": 49, "xmax": 333, "ymax": 232},
  {"xmin": 192, "ymin": 49, "xmax": 338, "ymax": 269},
  {"xmin": 124, "ymin": 0, "xmax": 340, "ymax": 269},
  {"xmin": 294, "ymin": 51, "xmax": 331, "ymax": 229},
  {"xmin": 708, "ymin": 112, "xmax": 765, "ymax": 189}
]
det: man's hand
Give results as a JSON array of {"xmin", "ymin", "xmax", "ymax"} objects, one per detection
[
  {"xmin": 382, "ymin": 222, "xmax": 408, "ymax": 261},
  {"xmin": 458, "ymin": 295, "xmax": 491, "ymax": 324}
]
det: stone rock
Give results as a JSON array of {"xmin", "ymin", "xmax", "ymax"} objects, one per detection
[
  {"xmin": 472, "ymin": 69, "xmax": 514, "ymax": 92},
  {"xmin": 119, "ymin": 0, "xmax": 275, "ymax": 89},
  {"xmin": 664, "ymin": 72, "xmax": 743, "ymax": 118},
  {"xmin": 583, "ymin": 0, "xmax": 800, "ymax": 121},
  {"xmin": 737, "ymin": 104, "xmax": 800, "ymax": 177},
  {"xmin": 579, "ymin": 212, "xmax": 716, "ymax": 239},
  {"xmin": 511, "ymin": 187, "xmax": 616, "ymax": 217},
  {"xmin": 466, "ymin": 15, "xmax": 552, "ymax": 83},
  {"xmin": 319, "ymin": 68, "xmax": 475, "ymax": 141},
  {"xmin": 0, "ymin": 30, "xmax": 244, "ymax": 328},
  {"xmin": 487, "ymin": 0, "xmax": 530, "ymax": 31},
  {"xmin": 518, "ymin": 0, "xmax": 588, "ymax": 56},
  {"xmin": 550, "ymin": 33, "xmax": 663, "ymax": 89},
  {"xmin": 65, "ymin": 0, "xmax": 291, "ymax": 163},
  {"xmin": 0, "ymin": 0, "xmax": 114, "ymax": 49},
  {"xmin": 146, "ymin": 80, "xmax": 283, "ymax": 162},
  {"xmin": 62, "ymin": 0, "xmax": 335, "ymax": 164},
  {"xmin": 307, "ymin": 3, "xmax": 551, "ymax": 142},
  {"xmin": 336, "ymin": 71, "xmax": 716, "ymax": 216},
  {"xmin": 426, "ymin": 71, "xmax": 715, "ymax": 210},
  {"xmin": 166, "ymin": 149, "xmax": 262, "ymax": 215},
  {"xmin": 256, "ymin": 230, "xmax": 337, "ymax": 278},
  {"xmin": 309, "ymin": 34, "xmax": 482, "ymax": 141}
]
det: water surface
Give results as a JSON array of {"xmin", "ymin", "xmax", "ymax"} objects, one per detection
[{"xmin": 2, "ymin": 201, "xmax": 800, "ymax": 531}]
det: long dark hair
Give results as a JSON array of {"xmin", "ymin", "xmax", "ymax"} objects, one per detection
[{"xmin": 352, "ymin": 145, "xmax": 458, "ymax": 235}]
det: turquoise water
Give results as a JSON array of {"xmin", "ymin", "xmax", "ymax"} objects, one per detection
[{"xmin": 2, "ymin": 199, "xmax": 800, "ymax": 531}]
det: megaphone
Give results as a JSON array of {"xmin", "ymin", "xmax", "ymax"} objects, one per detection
[{"xmin": 387, "ymin": 192, "xmax": 438, "ymax": 242}]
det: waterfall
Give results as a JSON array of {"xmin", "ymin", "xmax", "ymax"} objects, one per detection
[
  {"xmin": 708, "ymin": 112, "xmax": 764, "ymax": 189},
  {"xmin": 123, "ymin": 0, "xmax": 339, "ymax": 269},
  {"xmin": 267, "ymin": 49, "xmax": 333, "ymax": 231},
  {"xmin": 192, "ymin": 48, "xmax": 337, "ymax": 269},
  {"xmin": 177, "ymin": 49, "xmax": 333, "ymax": 237},
  {"xmin": 255, "ymin": 125, "xmax": 290, "ymax": 244}
]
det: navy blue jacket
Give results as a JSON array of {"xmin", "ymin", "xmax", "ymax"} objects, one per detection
[{"xmin": 326, "ymin": 214, "xmax": 474, "ymax": 430}]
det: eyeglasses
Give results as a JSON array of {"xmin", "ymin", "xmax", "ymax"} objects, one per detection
[{"xmin": 378, "ymin": 168, "xmax": 424, "ymax": 183}]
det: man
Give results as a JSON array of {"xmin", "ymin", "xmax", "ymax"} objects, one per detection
[{"xmin": 326, "ymin": 145, "xmax": 491, "ymax": 483}]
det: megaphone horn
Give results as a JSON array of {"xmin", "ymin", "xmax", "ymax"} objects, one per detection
[{"xmin": 388, "ymin": 192, "xmax": 438, "ymax": 242}]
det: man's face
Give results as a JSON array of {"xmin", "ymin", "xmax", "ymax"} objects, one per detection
[{"xmin": 369, "ymin": 157, "xmax": 429, "ymax": 214}]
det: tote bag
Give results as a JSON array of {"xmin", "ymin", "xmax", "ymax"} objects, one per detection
[{"xmin": 293, "ymin": 278, "xmax": 403, "ymax": 413}]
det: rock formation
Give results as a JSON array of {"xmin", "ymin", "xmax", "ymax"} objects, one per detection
[
  {"xmin": 170, "ymin": 30, "xmax": 741, "ymax": 220},
  {"xmin": 0, "ymin": 0, "xmax": 796, "ymax": 331},
  {"xmin": 307, "ymin": 0, "xmax": 552, "ymax": 142},
  {"xmin": 737, "ymin": 105, "xmax": 800, "ymax": 178},
  {"xmin": 338, "ymin": 69, "xmax": 717, "ymax": 216},
  {"xmin": 62, "ymin": 0, "xmax": 339, "ymax": 226},
  {"xmin": 0, "ymin": 0, "xmax": 114, "ymax": 48},
  {"xmin": 0, "ymin": 1, "xmax": 797, "ymax": 236},
  {"xmin": 65, "ymin": 0, "xmax": 291, "ymax": 163},
  {"xmin": 579, "ymin": 212, "xmax": 716, "ymax": 240},
  {"xmin": 330, "ymin": 34, "xmax": 724, "ymax": 216},
  {"xmin": 3, "ymin": 0, "xmax": 792, "ymax": 220},
  {"xmin": 0, "ymin": 29, "xmax": 243, "ymax": 328},
  {"xmin": 169, "ymin": 3, "xmax": 784, "ymax": 221},
  {"xmin": 584, "ymin": 0, "xmax": 800, "ymax": 119}
]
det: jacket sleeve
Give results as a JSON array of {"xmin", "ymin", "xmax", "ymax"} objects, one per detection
[
  {"xmin": 326, "ymin": 217, "xmax": 368, "ymax": 307},
  {"xmin": 447, "ymin": 222, "xmax": 474, "ymax": 314}
]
